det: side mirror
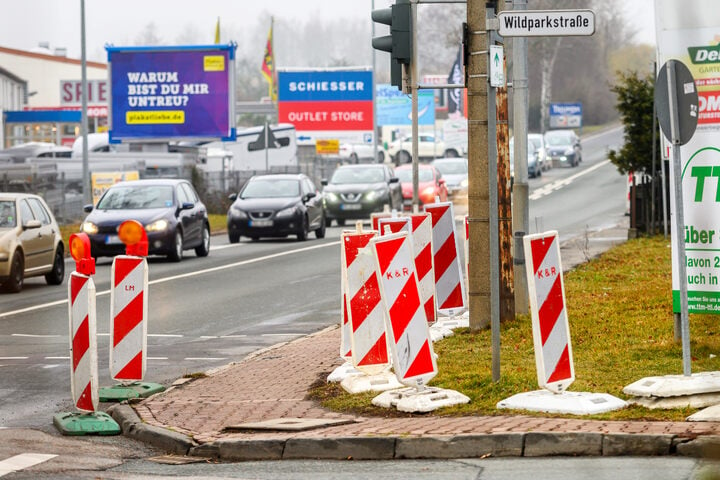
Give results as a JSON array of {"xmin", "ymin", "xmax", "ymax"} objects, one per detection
[
  {"xmin": 321, "ymin": 179, "xmax": 328, "ymax": 186},
  {"xmin": 229, "ymin": 193, "xmax": 238, "ymax": 201},
  {"xmin": 180, "ymin": 202, "xmax": 194, "ymax": 211},
  {"xmin": 389, "ymin": 177, "xmax": 399, "ymax": 184},
  {"xmin": 23, "ymin": 219, "xmax": 42, "ymax": 230},
  {"xmin": 83, "ymin": 204, "xmax": 94, "ymax": 213},
  {"xmin": 303, "ymin": 192, "xmax": 317, "ymax": 202},
  {"xmin": 438, "ymin": 178, "xmax": 446, "ymax": 185}
]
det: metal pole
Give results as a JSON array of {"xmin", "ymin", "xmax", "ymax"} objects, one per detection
[
  {"xmin": 667, "ymin": 60, "xmax": 691, "ymax": 376},
  {"xmin": 411, "ymin": 1, "xmax": 419, "ymax": 209},
  {"xmin": 372, "ymin": 0, "xmax": 379, "ymax": 163},
  {"xmin": 80, "ymin": 0, "xmax": 90, "ymax": 205},
  {"xmin": 487, "ymin": 3, "xmax": 500, "ymax": 383},
  {"xmin": 651, "ymin": 62, "xmax": 657, "ymax": 235},
  {"xmin": 264, "ymin": 120, "xmax": 269, "ymax": 172},
  {"xmin": 511, "ymin": 0, "xmax": 529, "ymax": 315}
]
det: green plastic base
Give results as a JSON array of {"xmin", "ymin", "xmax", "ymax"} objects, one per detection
[
  {"xmin": 98, "ymin": 382, "xmax": 165, "ymax": 402},
  {"xmin": 53, "ymin": 411, "xmax": 121, "ymax": 436}
]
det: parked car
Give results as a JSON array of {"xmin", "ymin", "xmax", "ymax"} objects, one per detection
[
  {"xmin": 321, "ymin": 164, "xmax": 402, "ymax": 227},
  {"xmin": 528, "ymin": 133, "xmax": 550, "ymax": 171},
  {"xmin": 544, "ymin": 129, "xmax": 582, "ymax": 167},
  {"xmin": 80, "ymin": 179, "xmax": 210, "ymax": 261},
  {"xmin": 509, "ymin": 137, "xmax": 541, "ymax": 178},
  {"xmin": 227, "ymin": 173, "xmax": 325, "ymax": 242},
  {"xmin": 0, "ymin": 193, "xmax": 65, "ymax": 293},
  {"xmin": 394, "ymin": 164, "xmax": 448, "ymax": 211},
  {"xmin": 387, "ymin": 134, "xmax": 449, "ymax": 164},
  {"xmin": 431, "ymin": 157, "xmax": 468, "ymax": 201},
  {"xmin": 339, "ymin": 143, "xmax": 388, "ymax": 164}
]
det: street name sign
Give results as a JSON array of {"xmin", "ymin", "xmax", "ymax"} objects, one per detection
[{"xmin": 498, "ymin": 9, "xmax": 595, "ymax": 37}]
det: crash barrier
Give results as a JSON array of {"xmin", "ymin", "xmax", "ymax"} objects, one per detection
[
  {"xmin": 424, "ymin": 202, "xmax": 466, "ymax": 315},
  {"xmin": 496, "ymin": 231, "xmax": 626, "ymax": 415},
  {"xmin": 55, "ymin": 233, "xmax": 119, "ymax": 435},
  {"xmin": 370, "ymin": 230, "xmax": 469, "ymax": 412}
]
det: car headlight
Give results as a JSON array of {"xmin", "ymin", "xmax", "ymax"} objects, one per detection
[
  {"xmin": 421, "ymin": 186, "xmax": 436, "ymax": 197},
  {"xmin": 145, "ymin": 219, "xmax": 169, "ymax": 232},
  {"xmin": 231, "ymin": 207, "xmax": 248, "ymax": 219},
  {"xmin": 276, "ymin": 206, "xmax": 298, "ymax": 218},
  {"xmin": 324, "ymin": 192, "xmax": 339, "ymax": 203},
  {"xmin": 365, "ymin": 188, "xmax": 387, "ymax": 201},
  {"xmin": 81, "ymin": 221, "xmax": 98, "ymax": 235}
]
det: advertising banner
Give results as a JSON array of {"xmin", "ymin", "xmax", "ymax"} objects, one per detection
[
  {"xmin": 106, "ymin": 44, "xmax": 236, "ymax": 142},
  {"xmin": 549, "ymin": 102, "xmax": 582, "ymax": 128},
  {"xmin": 376, "ymin": 84, "xmax": 435, "ymax": 126},
  {"xmin": 278, "ymin": 69, "xmax": 373, "ymax": 141},
  {"xmin": 656, "ymin": 0, "xmax": 720, "ymax": 313}
]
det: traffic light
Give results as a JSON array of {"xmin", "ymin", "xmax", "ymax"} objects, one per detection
[{"xmin": 372, "ymin": 0, "xmax": 412, "ymax": 90}]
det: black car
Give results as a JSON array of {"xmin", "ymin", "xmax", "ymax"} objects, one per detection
[
  {"xmin": 226, "ymin": 173, "xmax": 325, "ymax": 242},
  {"xmin": 321, "ymin": 164, "xmax": 402, "ymax": 227},
  {"xmin": 81, "ymin": 179, "xmax": 210, "ymax": 261}
]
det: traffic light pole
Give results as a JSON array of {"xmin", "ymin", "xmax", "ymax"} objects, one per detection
[{"xmin": 410, "ymin": 2, "xmax": 419, "ymax": 210}]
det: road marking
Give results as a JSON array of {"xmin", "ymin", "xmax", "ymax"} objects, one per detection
[
  {"xmin": 0, "ymin": 357, "xmax": 27, "ymax": 360},
  {"xmin": 0, "ymin": 453, "xmax": 57, "ymax": 477},
  {"xmin": 210, "ymin": 243, "xmax": 244, "ymax": 251},
  {"xmin": 261, "ymin": 333, "xmax": 302, "ymax": 337},
  {"xmin": 530, "ymin": 159, "xmax": 610, "ymax": 200},
  {"xmin": 220, "ymin": 335, "xmax": 247, "ymax": 338},
  {"xmin": 45, "ymin": 357, "xmax": 69, "ymax": 360},
  {"xmin": 11, "ymin": 334, "xmax": 61, "ymax": 338},
  {"xmin": 184, "ymin": 357, "xmax": 226, "ymax": 361},
  {"xmin": 148, "ymin": 357, "xmax": 169, "ymax": 360},
  {"xmin": 0, "ymin": 241, "xmax": 340, "ymax": 320},
  {"xmin": 148, "ymin": 334, "xmax": 184, "ymax": 338}
]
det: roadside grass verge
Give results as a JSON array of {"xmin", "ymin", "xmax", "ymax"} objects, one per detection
[{"xmin": 311, "ymin": 235, "xmax": 720, "ymax": 421}]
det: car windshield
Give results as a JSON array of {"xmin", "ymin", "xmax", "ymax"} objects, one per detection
[
  {"xmin": 433, "ymin": 160, "xmax": 467, "ymax": 175},
  {"xmin": 241, "ymin": 179, "xmax": 300, "ymax": 198},
  {"xmin": 528, "ymin": 136, "xmax": 543, "ymax": 151},
  {"xmin": 330, "ymin": 167, "xmax": 385, "ymax": 184},
  {"xmin": 545, "ymin": 133, "xmax": 573, "ymax": 146},
  {"xmin": 0, "ymin": 200, "xmax": 16, "ymax": 227},
  {"xmin": 97, "ymin": 185, "xmax": 174, "ymax": 209},
  {"xmin": 395, "ymin": 168, "xmax": 433, "ymax": 183}
]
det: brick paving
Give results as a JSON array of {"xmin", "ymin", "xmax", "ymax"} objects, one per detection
[{"xmin": 134, "ymin": 325, "xmax": 720, "ymax": 446}]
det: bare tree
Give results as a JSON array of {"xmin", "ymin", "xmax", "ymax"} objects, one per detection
[{"xmin": 134, "ymin": 22, "xmax": 163, "ymax": 46}]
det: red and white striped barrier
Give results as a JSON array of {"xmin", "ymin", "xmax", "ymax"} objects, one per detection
[
  {"xmin": 377, "ymin": 216, "xmax": 410, "ymax": 235},
  {"xmin": 371, "ymin": 212, "xmax": 392, "ymax": 232},
  {"xmin": 464, "ymin": 214, "xmax": 469, "ymax": 294},
  {"xmin": 410, "ymin": 212, "xmax": 436, "ymax": 324},
  {"xmin": 424, "ymin": 202, "xmax": 466, "ymax": 316},
  {"xmin": 69, "ymin": 272, "xmax": 98, "ymax": 412},
  {"xmin": 110, "ymin": 255, "xmax": 148, "ymax": 382},
  {"xmin": 523, "ymin": 231, "xmax": 574, "ymax": 393},
  {"xmin": 496, "ymin": 231, "xmax": 626, "ymax": 415}
]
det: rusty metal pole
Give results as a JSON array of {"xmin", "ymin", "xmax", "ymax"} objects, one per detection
[
  {"xmin": 496, "ymin": 85, "xmax": 514, "ymax": 323},
  {"xmin": 466, "ymin": 0, "xmax": 490, "ymax": 331}
]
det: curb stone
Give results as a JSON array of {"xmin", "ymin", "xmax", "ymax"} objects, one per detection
[
  {"xmin": 394, "ymin": 434, "xmax": 524, "ymax": 459},
  {"xmin": 602, "ymin": 434, "xmax": 674, "ymax": 456},
  {"xmin": 108, "ymin": 403, "xmax": 197, "ymax": 456},
  {"xmin": 523, "ymin": 432, "xmax": 603, "ymax": 457},
  {"xmin": 283, "ymin": 437, "xmax": 396, "ymax": 460}
]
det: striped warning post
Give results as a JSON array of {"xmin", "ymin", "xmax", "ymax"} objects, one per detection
[
  {"xmin": 339, "ymin": 235, "xmax": 353, "ymax": 361},
  {"xmin": 410, "ymin": 212, "xmax": 436, "ymax": 324},
  {"xmin": 464, "ymin": 214, "xmax": 469, "ymax": 294},
  {"xmin": 342, "ymin": 230, "xmax": 390, "ymax": 375},
  {"xmin": 372, "ymin": 231, "xmax": 437, "ymax": 387},
  {"xmin": 377, "ymin": 216, "xmax": 410, "ymax": 235},
  {"xmin": 523, "ymin": 231, "xmax": 575, "ymax": 393},
  {"xmin": 424, "ymin": 202, "xmax": 466, "ymax": 314},
  {"xmin": 68, "ymin": 272, "xmax": 98, "ymax": 412},
  {"xmin": 110, "ymin": 255, "xmax": 148, "ymax": 381}
]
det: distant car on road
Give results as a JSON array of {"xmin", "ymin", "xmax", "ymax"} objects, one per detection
[
  {"xmin": 387, "ymin": 134, "xmax": 449, "ymax": 164},
  {"xmin": 227, "ymin": 173, "xmax": 325, "ymax": 242},
  {"xmin": 509, "ymin": 137, "xmax": 542, "ymax": 178},
  {"xmin": 81, "ymin": 179, "xmax": 210, "ymax": 261},
  {"xmin": 528, "ymin": 133, "xmax": 550, "ymax": 171},
  {"xmin": 431, "ymin": 157, "xmax": 468, "ymax": 201},
  {"xmin": 0, "ymin": 193, "xmax": 65, "ymax": 293},
  {"xmin": 394, "ymin": 164, "xmax": 448, "ymax": 211},
  {"xmin": 544, "ymin": 129, "xmax": 582, "ymax": 168},
  {"xmin": 339, "ymin": 143, "xmax": 388, "ymax": 164},
  {"xmin": 321, "ymin": 164, "xmax": 401, "ymax": 227}
]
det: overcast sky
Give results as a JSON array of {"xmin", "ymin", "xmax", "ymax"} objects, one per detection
[{"xmin": 0, "ymin": 0, "xmax": 655, "ymax": 62}]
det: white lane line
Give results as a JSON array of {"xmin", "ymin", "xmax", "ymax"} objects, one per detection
[
  {"xmin": 148, "ymin": 334, "xmax": 184, "ymax": 338},
  {"xmin": 0, "ymin": 357, "xmax": 27, "ymax": 360},
  {"xmin": 210, "ymin": 243, "xmax": 245, "ymax": 251},
  {"xmin": 184, "ymin": 357, "xmax": 226, "ymax": 361},
  {"xmin": 0, "ymin": 453, "xmax": 57, "ymax": 477},
  {"xmin": 529, "ymin": 159, "xmax": 610, "ymax": 200},
  {"xmin": 11, "ymin": 334, "xmax": 61, "ymax": 338},
  {"xmin": 148, "ymin": 357, "xmax": 169, "ymax": 360},
  {"xmin": 0, "ymin": 241, "xmax": 340, "ymax": 320},
  {"xmin": 261, "ymin": 333, "xmax": 302, "ymax": 337},
  {"xmin": 45, "ymin": 357, "xmax": 69, "ymax": 360},
  {"xmin": 220, "ymin": 335, "xmax": 247, "ymax": 338}
]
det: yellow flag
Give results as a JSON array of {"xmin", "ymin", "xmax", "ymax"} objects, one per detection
[
  {"xmin": 214, "ymin": 17, "xmax": 220, "ymax": 44},
  {"xmin": 260, "ymin": 22, "xmax": 276, "ymax": 101}
]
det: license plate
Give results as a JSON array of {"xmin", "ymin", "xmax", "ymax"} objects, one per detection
[
  {"xmin": 341, "ymin": 204, "xmax": 362, "ymax": 211},
  {"xmin": 105, "ymin": 234, "xmax": 121, "ymax": 245},
  {"xmin": 250, "ymin": 219, "xmax": 273, "ymax": 227}
]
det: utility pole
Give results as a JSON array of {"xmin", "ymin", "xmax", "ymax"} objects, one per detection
[{"xmin": 511, "ymin": 0, "xmax": 529, "ymax": 315}]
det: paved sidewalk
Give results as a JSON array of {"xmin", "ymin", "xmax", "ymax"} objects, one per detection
[{"xmin": 109, "ymin": 219, "xmax": 720, "ymax": 461}]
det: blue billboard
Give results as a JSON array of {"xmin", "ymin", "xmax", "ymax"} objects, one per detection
[
  {"xmin": 107, "ymin": 44, "xmax": 237, "ymax": 142},
  {"xmin": 278, "ymin": 71, "xmax": 373, "ymax": 102},
  {"xmin": 376, "ymin": 84, "xmax": 435, "ymax": 126},
  {"xmin": 549, "ymin": 102, "xmax": 582, "ymax": 128}
]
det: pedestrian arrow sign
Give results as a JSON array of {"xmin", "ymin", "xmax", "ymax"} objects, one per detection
[{"xmin": 489, "ymin": 45, "xmax": 505, "ymax": 87}]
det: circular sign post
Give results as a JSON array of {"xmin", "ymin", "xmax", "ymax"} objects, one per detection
[{"xmin": 655, "ymin": 59, "xmax": 699, "ymax": 377}]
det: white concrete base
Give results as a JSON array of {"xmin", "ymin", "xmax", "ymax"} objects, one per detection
[
  {"xmin": 327, "ymin": 361, "xmax": 362, "ymax": 383},
  {"xmin": 629, "ymin": 392, "xmax": 720, "ymax": 410},
  {"xmin": 688, "ymin": 402, "xmax": 720, "ymax": 421},
  {"xmin": 340, "ymin": 370, "xmax": 404, "ymax": 394},
  {"xmin": 372, "ymin": 386, "xmax": 470, "ymax": 413},
  {"xmin": 496, "ymin": 390, "xmax": 628, "ymax": 415},
  {"xmin": 623, "ymin": 372, "xmax": 720, "ymax": 398},
  {"xmin": 429, "ymin": 323, "xmax": 454, "ymax": 342},
  {"xmin": 434, "ymin": 316, "xmax": 469, "ymax": 330}
]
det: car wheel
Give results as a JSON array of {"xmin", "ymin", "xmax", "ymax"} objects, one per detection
[
  {"xmin": 325, "ymin": 216, "xmax": 332, "ymax": 228},
  {"xmin": 297, "ymin": 216, "xmax": 309, "ymax": 241},
  {"xmin": 168, "ymin": 230, "xmax": 183, "ymax": 262},
  {"xmin": 377, "ymin": 151, "xmax": 385, "ymax": 163},
  {"xmin": 350, "ymin": 153, "xmax": 359, "ymax": 164},
  {"xmin": 195, "ymin": 224, "xmax": 210, "ymax": 257},
  {"xmin": 229, "ymin": 232, "xmax": 240, "ymax": 244},
  {"xmin": 3, "ymin": 252, "xmax": 24, "ymax": 293},
  {"xmin": 45, "ymin": 246, "xmax": 65, "ymax": 285},
  {"xmin": 336, "ymin": 219, "xmax": 346, "ymax": 227},
  {"xmin": 398, "ymin": 150, "xmax": 411, "ymax": 164},
  {"xmin": 444, "ymin": 149, "xmax": 459, "ymax": 158},
  {"xmin": 315, "ymin": 213, "xmax": 327, "ymax": 239}
]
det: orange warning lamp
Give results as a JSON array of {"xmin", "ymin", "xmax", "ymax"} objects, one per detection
[
  {"xmin": 118, "ymin": 220, "xmax": 148, "ymax": 257},
  {"xmin": 69, "ymin": 232, "xmax": 95, "ymax": 275}
]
